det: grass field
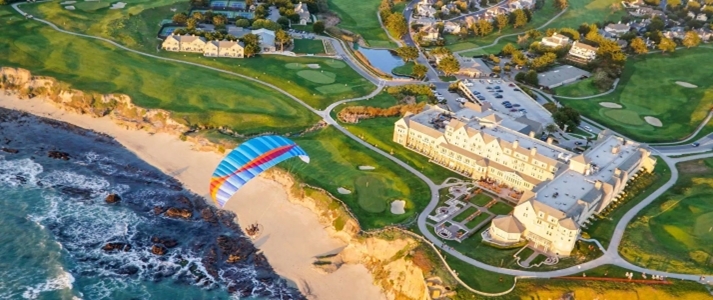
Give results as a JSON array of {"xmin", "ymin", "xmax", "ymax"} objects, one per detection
[
  {"xmin": 544, "ymin": 0, "xmax": 627, "ymax": 30},
  {"xmin": 391, "ymin": 61, "xmax": 414, "ymax": 77},
  {"xmin": 446, "ymin": 256, "xmax": 516, "ymax": 294},
  {"xmin": 328, "ymin": 0, "xmax": 396, "ymax": 48},
  {"xmin": 0, "ymin": 10, "xmax": 319, "ymax": 134},
  {"xmin": 453, "ymin": 206, "xmax": 479, "ymax": 223},
  {"xmin": 470, "ymin": 193, "xmax": 493, "ymax": 207},
  {"xmin": 20, "ymin": 2, "xmax": 376, "ymax": 109},
  {"xmin": 553, "ymin": 78, "xmax": 602, "ymax": 98},
  {"xmin": 285, "ymin": 127, "xmax": 430, "ymax": 228},
  {"xmin": 560, "ymin": 48, "xmax": 713, "ymax": 142},
  {"xmin": 620, "ymin": 158, "xmax": 713, "ymax": 274},
  {"xmin": 465, "ymin": 213, "xmax": 490, "ymax": 229},
  {"xmin": 585, "ymin": 159, "xmax": 670, "ymax": 248},
  {"xmin": 292, "ymin": 39, "xmax": 325, "ymax": 54},
  {"xmin": 489, "ymin": 202, "xmax": 513, "ymax": 215}
]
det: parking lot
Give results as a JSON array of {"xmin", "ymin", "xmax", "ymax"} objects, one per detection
[{"xmin": 459, "ymin": 79, "xmax": 554, "ymax": 126}]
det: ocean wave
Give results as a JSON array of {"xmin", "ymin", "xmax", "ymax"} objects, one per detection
[
  {"xmin": 21, "ymin": 271, "xmax": 74, "ymax": 300},
  {"xmin": 0, "ymin": 157, "xmax": 43, "ymax": 187}
]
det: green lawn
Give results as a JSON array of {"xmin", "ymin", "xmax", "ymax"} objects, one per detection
[
  {"xmin": 560, "ymin": 48, "xmax": 713, "ymax": 142},
  {"xmin": 328, "ymin": 0, "xmax": 396, "ymax": 48},
  {"xmin": 285, "ymin": 127, "xmax": 430, "ymax": 229},
  {"xmin": 0, "ymin": 10, "xmax": 319, "ymax": 134},
  {"xmin": 544, "ymin": 0, "xmax": 627, "ymax": 29},
  {"xmin": 465, "ymin": 213, "xmax": 490, "ymax": 229},
  {"xmin": 391, "ymin": 61, "xmax": 414, "ymax": 77},
  {"xmin": 554, "ymin": 78, "xmax": 602, "ymax": 98},
  {"xmin": 292, "ymin": 39, "xmax": 325, "ymax": 54},
  {"xmin": 470, "ymin": 193, "xmax": 493, "ymax": 207},
  {"xmin": 620, "ymin": 158, "xmax": 713, "ymax": 274},
  {"xmin": 20, "ymin": 1, "xmax": 376, "ymax": 109},
  {"xmin": 446, "ymin": 256, "xmax": 516, "ymax": 294},
  {"xmin": 453, "ymin": 206, "xmax": 479, "ymax": 223},
  {"xmin": 585, "ymin": 158, "xmax": 670, "ymax": 248},
  {"xmin": 488, "ymin": 202, "xmax": 513, "ymax": 215}
]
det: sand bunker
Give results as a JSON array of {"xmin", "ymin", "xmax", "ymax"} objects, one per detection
[
  {"xmin": 337, "ymin": 187, "xmax": 352, "ymax": 194},
  {"xmin": 390, "ymin": 200, "xmax": 406, "ymax": 215},
  {"xmin": 358, "ymin": 166, "xmax": 375, "ymax": 170},
  {"xmin": 645, "ymin": 116, "xmax": 663, "ymax": 127},
  {"xmin": 110, "ymin": 2, "xmax": 127, "ymax": 9},
  {"xmin": 599, "ymin": 102, "xmax": 622, "ymax": 108},
  {"xmin": 65, "ymin": 5, "xmax": 76, "ymax": 10},
  {"xmin": 60, "ymin": 1, "xmax": 76, "ymax": 4},
  {"xmin": 306, "ymin": 64, "xmax": 321, "ymax": 69},
  {"xmin": 676, "ymin": 81, "xmax": 698, "ymax": 88}
]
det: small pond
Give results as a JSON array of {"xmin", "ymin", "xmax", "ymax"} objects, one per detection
[{"xmin": 357, "ymin": 47, "xmax": 406, "ymax": 76}]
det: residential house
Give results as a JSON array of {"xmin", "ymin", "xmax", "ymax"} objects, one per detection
[
  {"xmin": 630, "ymin": 7, "xmax": 665, "ymax": 18},
  {"xmin": 161, "ymin": 34, "xmax": 207, "ymax": 53},
  {"xmin": 414, "ymin": 17, "xmax": 438, "ymax": 27},
  {"xmin": 663, "ymin": 26, "xmax": 685, "ymax": 39},
  {"xmin": 204, "ymin": 40, "xmax": 245, "ymax": 58},
  {"xmin": 456, "ymin": 57, "xmax": 492, "ymax": 77},
  {"xmin": 464, "ymin": 16, "xmax": 477, "ymax": 28},
  {"xmin": 393, "ymin": 104, "xmax": 655, "ymax": 256},
  {"xmin": 621, "ymin": 0, "xmax": 644, "ymax": 8},
  {"xmin": 507, "ymin": 0, "xmax": 534, "ymax": 11},
  {"xmin": 417, "ymin": 0, "xmax": 437, "ymax": 17},
  {"xmin": 485, "ymin": 6, "xmax": 508, "ymax": 20},
  {"xmin": 421, "ymin": 24, "xmax": 440, "ymax": 41},
  {"xmin": 443, "ymin": 21, "xmax": 462, "ymax": 34},
  {"xmin": 696, "ymin": 13, "xmax": 708, "ymax": 22},
  {"xmin": 541, "ymin": 33, "xmax": 570, "ymax": 48},
  {"xmin": 616, "ymin": 39, "xmax": 628, "ymax": 49},
  {"xmin": 294, "ymin": 2, "xmax": 311, "ymax": 25},
  {"xmin": 604, "ymin": 22, "xmax": 631, "ymax": 37},
  {"xmin": 688, "ymin": 11, "xmax": 697, "ymax": 19},
  {"xmin": 567, "ymin": 41, "xmax": 598, "ymax": 63},
  {"xmin": 441, "ymin": 3, "xmax": 459, "ymax": 15},
  {"xmin": 251, "ymin": 28, "xmax": 277, "ymax": 52},
  {"xmin": 696, "ymin": 28, "xmax": 713, "ymax": 42}
]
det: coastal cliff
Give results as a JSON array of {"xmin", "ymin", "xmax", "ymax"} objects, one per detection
[{"xmin": 0, "ymin": 67, "xmax": 434, "ymax": 300}]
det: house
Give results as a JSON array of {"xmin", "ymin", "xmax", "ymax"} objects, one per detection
[
  {"xmin": 464, "ymin": 16, "xmax": 477, "ymax": 28},
  {"xmin": 688, "ymin": 11, "xmax": 696, "ymax": 19},
  {"xmin": 696, "ymin": 28, "xmax": 713, "ymax": 42},
  {"xmin": 485, "ymin": 6, "xmax": 508, "ymax": 19},
  {"xmin": 416, "ymin": 0, "xmax": 437, "ymax": 17},
  {"xmin": 161, "ymin": 34, "xmax": 207, "ymax": 53},
  {"xmin": 616, "ymin": 39, "xmax": 628, "ymax": 49},
  {"xmin": 414, "ymin": 17, "xmax": 438, "ymax": 27},
  {"xmin": 421, "ymin": 24, "xmax": 440, "ymax": 41},
  {"xmin": 507, "ymin": 0, "xmax": 534, "ymax": 11},
  {"xmin": 568, "ymin": 41, "xmax": 598, "ymax": 62},
  {"xmin": 251, "ymin": 28, "xmax": 276, "ymax": 52},
  {"xmin": 441, "ymin": 3, "xmax": 459, "ymax": 14},
  {"xmin": 443, "ymin": 21, "xmax": 462, "ymax": 34},
  {"xmin": 696, "ymin": 13, "xmax": 708, "ymax": 22},
  {"xmin": 294, "ymin": 2, "xmax": 311, "ymax": 25},
  {"xmin": 456, "ymin": 57, "xmax": 492, "ymax": 77},
  {"xmin": 541, "ymin": 33, "xmax": 570, "ymax": 48},
  {"xmin": 204, "ymin": 40, "xmax": 245, "ymax": 58},
  {"xmin": 630, "ymin": 7, "xmax": 665, "ymax": 18},
  {"xmin": 393, "ymin": 105, "xmax": 655, "ymax": 256},
  {"xmin": 604, "ymin": 22, "xmax": 631, "ymax": 36},
  {"xmin": 621, "ymin": 0, "xmax": 644, "ymax": 8},
  {"xmin": 663, "ymin": 26, "xmax": 685, "ymax": 39}
]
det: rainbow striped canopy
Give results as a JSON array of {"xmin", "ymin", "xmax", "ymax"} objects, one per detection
[{"xmin": 209, "ymin": 135, "xmax": 309, "ymax": 208}]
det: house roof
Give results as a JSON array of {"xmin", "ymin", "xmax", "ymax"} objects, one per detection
[
  {"xmin": 492, "ymin": 215, "xmax": 525, "ymax": 234},
  {"xmin": 571, "ymin": 41, "xmax": 598, "ymax": 52},
  {"xmin": 605, "ymin": 23, "xmax": 630, "ymax": 31}
]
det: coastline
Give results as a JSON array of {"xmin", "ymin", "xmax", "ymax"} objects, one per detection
[{"xmin": 0, "ymin": 93, "xmax": 386, "ymax": 300}]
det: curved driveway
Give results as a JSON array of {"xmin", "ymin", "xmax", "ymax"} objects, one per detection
[{"xmin": 12, "ymin": 0, "xmax": 713, "ymax": 289}]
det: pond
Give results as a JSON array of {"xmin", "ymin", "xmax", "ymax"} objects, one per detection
[{"xmin": 357, "ymin": 47, "xmax": 406, "ymax": 77}]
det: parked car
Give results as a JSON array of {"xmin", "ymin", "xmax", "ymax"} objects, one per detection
[
  {"xmin": 574, "ymin": 141, "xmax": 583, "ymax": 146},
  {"xmin": 519, "ymin": 108, "xmax": 526, "ymax": 112},
  {"xmin": 583, "ymin": 126, "xmax": 593, "ymax": 132},
  {"xmin": 508, "ymin": 83, "xmax": 515, "ymax": 87},
  {"xmin": 495, "ymin": 89, "xmax": 503, "ymax": 93},
  {"xmin": 692, "ymin": 142, "xmax": 701, "ymax": 147},
  {"xmin": 463, "ymin": 82, "xmax": 474, "ymax": 87},
  {"xmin": 495, "ymin": 95, "xmax": 503, "ymax": 99},
  {"xmin": 512, "ymin": 104, "xmax": 521, "ymax": 107},
  {"xmin": 510, "ymin": 108, "xmax": 518, "ymax": 112},
  {"xmin": 477, "ymin": 95, "xmax": 486, "ymax": 100},
  {"xmin": 436, "ymin": 96, "xmax": 445, "ymax": 101},
  {"xmin": 493, "ymin": 86, "xmax": 501, "ymax": 89},
  {"xmin": 486, "ymin": 86, "xmax": 493, "ymax": 90},
  {"xmin": 501, "ymin": 101, "xmax": 510, "ymax": 104},
  {"xmin": 513, "ymin": 88, "xmax": 521, "ymax": 92}
]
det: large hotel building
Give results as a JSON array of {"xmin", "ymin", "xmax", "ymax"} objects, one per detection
[{"xmin": 393, "ymin": 103, "xmax": 655, "ymax": 255}]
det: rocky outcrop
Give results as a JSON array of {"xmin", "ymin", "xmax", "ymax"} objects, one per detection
[
  {"xmin": 102, "ymin": 242, "xmax": 131, "ymax": 252},
  {"xmin": 151, "ymin": 236, "xmax": 178, "ymax": 248},
  {"xmin": 47, "ymin": 150, "xmax": 70, "ymax": 160},
  {"xmin": 151, "ymin": 245, "xmax": 167, "ymax": 256},
  {"xmin": 201, "ymin": 207, "xmax": 218, "ymax": 224},
  {"xmin": 105, "ymin": 193, "xmax": 121, "ymax": 204},
  {"xmin": 164, "ymin": 207, "xmax": 192, "ymax": 219},
  {"xmin": 1, "ymin": 147, "xmax": 18, "ymax": 154}
]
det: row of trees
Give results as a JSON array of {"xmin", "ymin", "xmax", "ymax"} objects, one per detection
[{"xmin": 447, "ymin": 8, "xmax": 535, "ymax": 43}]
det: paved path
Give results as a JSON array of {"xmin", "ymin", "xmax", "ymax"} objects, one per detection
[
  {"xmin": 454, "ymin": 8, "xmax": 569, "ymax": 54},
  {"xmin": 553, "ymin": 79, "xmax": 620, "ymax": 100},
  {"xmin": 14, "ymin": 0, "xmax": 713, "ymax": 292}
]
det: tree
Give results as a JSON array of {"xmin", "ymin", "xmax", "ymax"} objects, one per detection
[
  {"xmin": 511, "ymin": 50, "xmax": 528, "ymax": 66},
  {"xmin": 554, "ymin": 0, "xmax": 569, "ymax": 10},
  {"xmin": 688, "ymin": 0, "xmax": 702, "ymax": 12},
  {"xmin": 630, "ymin": 37, "xmax": 648, "ymax": 54},
  {"xmin": 254, "ymin": 5, "xmax": 268, "ymax": 19},
  {"xmin": 502, "ymin": 43, "xmax": 517, "ymax": 56},
  {"xmin": 277, "ymin": 16, "xmax": 290, "ymax": 29},
  {"xmin": 396, "ymin": 46, "xmax": 419, "ymax": 62},
  {"xmin": 186, "ymin": 18, "xmax": 198, "ymax": 31},
  {"xmin": 313, "ymin": 20, "xmax": 325, "ymax": 34},
  {"xmin": 385, "ymin": 13, "xmax": 408, "ymax": 39},
  {"xmin": 242, "ymin": 34, "xmax": 261, "ymax": 57},
  {"xmin": 489, "ymin": 54, "xmax": 501, "ymax": 63},
  {"xmin": 526, "ymin": 29, "xmax": 542, "ymax": 39},
  {"xmin": 213, "ymin": 14, "xmax": 227, "ymax": 27},
  {"xmin": 552, "ymin": 107, "xmax": 581, "ymax": 131},
  {"xmin": 172, "ymin": 12, "xmax": 188, "ymax": 24},
  {"xmin": 511, "ymin": 9, "xmax": 528, "ymax": 28},
  {"xmin": 275, "ymin": 29, "xmax": 292, "ymax": 52},
  {"xmin": 546, "ymin": 123, "xmax": 559, "ymax": 133},
  {"xmin": 412, "ymin": 64, "xmax": 428, "ymax": 79},
  {"xmin": 524, "ymin": 70, "xmax": 539, "ymax": 85},
  {"xmin": 495, "ymin": 14, "xmax": 509, "ymax": 33},
  {"xmin": 437, "ymin": 56, "xmax": 461, "ymax": 76},
  {"xmin": 492, "ymin": 65, "xmax": 502, "ymax": 73},
  {"xmin": 592, "ymin": 70, "xmax": 614, "ymax": 90},
  {"xmin": 528, "ymin": 52, "xmax": 557, "ymax": 71},
  {"xmin": 683, "ymin": 31, "xmax": 701, "ymax": 48},
  {"xmin": 667, "ymin": 0, "xmax": 681, "ymax": 8},
  {"xmin": 476, "ymin": 19, "xmax": 493, "ymax": 36},
  {"xmin": 647, "ymin": 17, "xmax": 665, "ymax": 32},
  {"xmin": 658, "ymin": 37, "xmax": 676, "ymax": 54},
  {"xmin": 559, "ymin": 27, "xmax": 580, "ymax": 40},
  {"xmin": 431, "ymin": 47, "xmax": 452, "ymax": 56},
  {"xmin": 609, "ymin": 2, "xmax": 621, "ymax": 13},
  {"xmin": 192, "ymin": 12, "xmax": 204, "ymax": 22},
  {"xmin": 235, "ymin": 19, "xmax": 251, "ymax": 28}
]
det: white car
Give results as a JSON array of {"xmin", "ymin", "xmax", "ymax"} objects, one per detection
[
  {"xmin": 463, "ymin": 82, "xmax": 474, "ymax": 87},
  {"xmin": 436, "ymin": 96, "xmax": 445, "ymax": 101},
  {"xmin": 583, "ymin": 126, "xmax": 593, "ymax": 132}
]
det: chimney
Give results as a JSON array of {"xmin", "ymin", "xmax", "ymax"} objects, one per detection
[
  {"xmin": 530, "ymin": 147, "xmax": 537, "ymax": 156},
  {"xmin": 546, "ymin": 137, "xmax": 553, "ymax": 145},
  {"xmin": 612, "ymin": 145, "xmax": 621, "ymax": 154},
  {"xmin": 529, "ymin": 131, "xmax": 535, "ymax": 138},
  {"xmin": 513, "ymin": 140, "xmax": 519, "ymax": 149},
  {"xmin": 595, "ymin": 180, "xmax": 602, "ymax": 189}
]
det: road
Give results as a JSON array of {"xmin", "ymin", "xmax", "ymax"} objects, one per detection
[{"xmin": 12, "ymin": 0, "xmax": 713, "ymax": 294}]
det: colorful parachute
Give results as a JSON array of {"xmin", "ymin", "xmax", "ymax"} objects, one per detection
[{"xmin": 209, "ymin": 135, "xmax": 309, "ymax": 208}]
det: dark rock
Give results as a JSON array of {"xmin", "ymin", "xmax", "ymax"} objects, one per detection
[
  {"xmin": 176, "ymin": 195, "xmax": 194, "ymax": 210},
  {"xmin": 151, "ymin": 245, "xmax": 167, "ymax": 256},
  {"xmin": 1, "ymin": 147, "xmax": 18, "ymax": 154},
  {"xmin": 48, "ymin": 150, "xmax": 70, "ymax": 160},
  {"xmin": 105, "ymin": 193, "xmax": 121, "ymax": 204},
  {"xmin": 59, "ymin": 186, "xmax": 93, "ymax": 199},
  {"xmin": 102, "ymin": 242, "xmax": 131, "ymax": 252},
  {"xmin": 153, "ymin": 206, "xmax": 166, "ymax": 215},
  {"xmin": 226, "ymin": 254, "xmax": 241, "ymax": 264},
  {"xmin": 168, "ymin": 183, "xmax": 183, "ymax": 191},
  {"xmin": 151, "ymin": 236, "xmax": 178, "ymax": 248},
  {"xmin": 164, "ymin": 207, "xmax": 192, "ymax": 219},
  {"xmin": 118, "ymin": 265, "xmax": 140, "ymax": 275},
  {"xmin": 200, "ymin": 207, "xmax": 218, "ymax": 224}
]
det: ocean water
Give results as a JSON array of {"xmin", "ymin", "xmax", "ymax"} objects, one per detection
[{"xmin": 0, "ymin": 109, "xmax": 303, "ymax": 300}]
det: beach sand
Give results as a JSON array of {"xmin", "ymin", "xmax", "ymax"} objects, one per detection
[{"xmin": 0, "ymin": 94, "xmax": 385, "ymax": 300}]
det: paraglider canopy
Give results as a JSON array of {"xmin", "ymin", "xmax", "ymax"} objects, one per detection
[{"xmin": 209, "ymin": 135, "xmax": 309, "ymax": 208}]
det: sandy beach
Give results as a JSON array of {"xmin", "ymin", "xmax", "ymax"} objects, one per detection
[{"xmin": 0, "ymin": 94, "xmax": 385, "ymax": 300}]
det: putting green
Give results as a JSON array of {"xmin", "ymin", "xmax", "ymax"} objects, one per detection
[
  {"xmin": 74, "ymin": 1, "xmax": 111, "ymax": 11},
  {"xmin": 355, "ymin": 175, "xmax": 387, "ymax": 213},
  {"xmin": 284, "ymin": 63, "xmax": 305, "ymax": 69},
  {"xmin": 693, "ymin": 211, "xmax": 713, "ymax": 238},
  {"xmin": 316, "ymin": 83, "xmax": 352, "ymax": 94},
  {"xmin": 296, "ymin": 70, "xmax": 336, "ymax": 84},
  {"xmin": 602, "ymin": 109, "xmax": 645, "ymax": 126},
  {"xmin": 324, "ymin": 60, "xmax": 347, "ymax": 68}
]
